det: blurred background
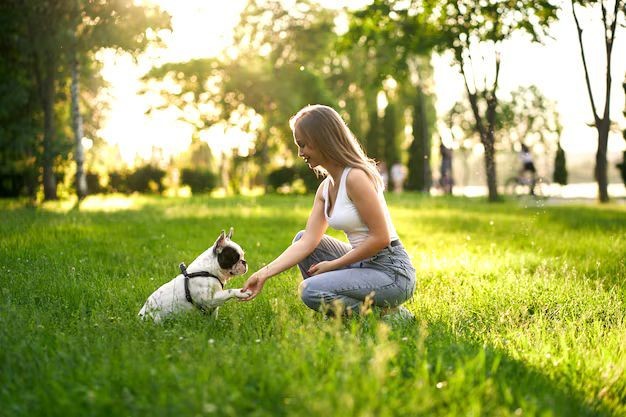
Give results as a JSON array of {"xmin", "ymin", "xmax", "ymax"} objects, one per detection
[{"xmin": 1, "ymin": 0, "xmax": 625, "ymax": 202}]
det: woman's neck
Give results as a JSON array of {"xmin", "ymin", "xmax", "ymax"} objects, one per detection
[{"xmin": 324, "ymin": 163, "xmax": 345, "ymax": 184}]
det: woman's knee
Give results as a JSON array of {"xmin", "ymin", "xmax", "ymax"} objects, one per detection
[
  {"xmin": 292, "ymin": 230, "xmax": 305, "ymax": 245},
  {"xmin": 298, "ymin": 280, "xmax": 320, "ymax": 310}
]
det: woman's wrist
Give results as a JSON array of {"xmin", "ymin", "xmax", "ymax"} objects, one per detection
[
  {"xmin": 259, "ymin": 265, "xmax": 272, "ymax": 281},
  {"xmin": 329, "ymin": 258, "xmax": 343, "ymax": 271}
]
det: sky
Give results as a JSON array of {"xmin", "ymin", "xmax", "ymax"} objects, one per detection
[{"xmin": 97, "ymin": 0, "xmax": 626, "ymax": 165}]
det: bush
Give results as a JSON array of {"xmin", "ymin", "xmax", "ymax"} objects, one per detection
[
  {"xmin": 267, "ymin": 166, "xmax": 297, "ymax": 192},
  {"xmin": 108, "ymin": 171, "xmax": 127, "ymax": 194},
  {"xmin": 617, "ymin": 151, "xmax": 626, "ymax": 187},
  {"xmin": 126, "ymin": 165, "xmax": 166, "ymax": 194},
  {"xmin": 180, "ymin": 168, "xmax": 217, "ymax": 194},
  {"xmin": 553, "ymin": 143, "xmax": 568, "ymax": 185},
  {"xmin": 0, "ymin": 168, "xmax": 37, "ymax": 198},
  {"xmin": 267, "ymin": 164, "xmax": 322, "ymax": 194},
  {"xmin": 295, "ymin": 163, "xmax": 321, "ymax": 193},
  {"xmin": 86, "ymin": 172, "xmax": 104, "ymax": 195}
]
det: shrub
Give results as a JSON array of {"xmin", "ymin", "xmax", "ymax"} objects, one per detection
[
  {"xmin": 0, "ymin": 169, "xmax": 37, "ymax": 198},
  {"xmin": 180, "ymin": 168, "xmax": 217, "ymax": 194},
  {"xmin": 108, "ymin": 171, "xmax": 127, "ymax": 194},
  {"xmin": 553, "ymin": 143, "xmax": 568, "ymax": 185},
  {"xmin": 86, "ymin": 172, "xmax": 104, "ymax": 195},
  {"xmin": 267, "ymin": 164, "xmax": 322, "ymax": 194},
  {"xmin": 126, "ymin": 165, "xmax": 165, "ymax": 194},
  {"xmin": 617, "ymin": 151, "xmax": 626, "ymax": 187},
  {"xmin": 267, "ymin": 166, "xmax": 297, "ymax": 192},
  {"xmin": 295, "ymin": 163, "xmax": 321, "ymax": 193}
]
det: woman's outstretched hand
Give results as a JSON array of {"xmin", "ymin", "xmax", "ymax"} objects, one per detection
[{"xmin": 239, "ymin": 272, "xmax": 266, "ymax": 301}]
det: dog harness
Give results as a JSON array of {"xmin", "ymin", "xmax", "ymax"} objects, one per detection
[{"xmin": 179, "ymin": 262, "xmax": 223, "ymax": 312}]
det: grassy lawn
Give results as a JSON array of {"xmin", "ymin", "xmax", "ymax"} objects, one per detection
[{"xmin": 0, "ymin": 193, "xmax": 624, "ymax": 417}]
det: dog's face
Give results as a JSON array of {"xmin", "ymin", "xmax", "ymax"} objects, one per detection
[{"xmin": 213, "ymin": 228, "xmax": 248, "ymax": 277}]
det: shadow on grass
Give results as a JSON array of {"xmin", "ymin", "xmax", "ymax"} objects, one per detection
[{"xmin": 392, "ymin": 318, "xmax": 611, "ymax": 417}]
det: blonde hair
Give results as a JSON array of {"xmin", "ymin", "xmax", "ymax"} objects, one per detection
[{"xmin": 289, "ymin": 104, "xmax": 383, "ymax": 190}]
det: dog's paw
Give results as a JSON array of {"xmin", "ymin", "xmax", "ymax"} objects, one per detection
[{"xmin": 234, "ymin": 289, "xmax": 252, "ymax": 299}]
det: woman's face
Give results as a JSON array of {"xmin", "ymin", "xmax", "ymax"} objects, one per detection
[{"xmin": 294, "ymin": 135, "xmax": 323, "ymax": 169}]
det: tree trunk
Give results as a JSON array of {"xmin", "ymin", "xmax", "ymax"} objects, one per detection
[
  {"xmin": 42, "ymin": 58, "xmax": 57, "ymax": 201},
  {"xmin": 482, "ymin": 132, "xmax": 498, "ymax": 201},
  {"xmin": 570, "ymin": 0, "xmax": 623, "ymax": 203},
  {"xmin": 466, "ymin": 91, "xmax": 499, "ymax": 202},
  {"xmin": 406, "ymin": 89, "xmax": 431, "ymax": 192},
  {"xmin": 71, "ymin": 47, "xmax": 87, "ymax": 200},
  {"xmin": 595, "ymin": 121, "xmax": 610, "ymax": 202}
]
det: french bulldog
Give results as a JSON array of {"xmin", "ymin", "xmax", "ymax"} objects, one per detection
[{"xmin": 138, "ymin": 228, "xmax": 250, "ymax": 323}]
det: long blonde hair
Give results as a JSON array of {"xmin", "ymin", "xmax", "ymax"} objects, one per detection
[{"xmin": 289, "ymin": 104, "xmax": 383, "ymax": 190}]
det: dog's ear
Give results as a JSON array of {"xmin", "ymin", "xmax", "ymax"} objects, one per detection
[
  {"xmin": 226, "ymin": 227, "xmax": 234, "ymax": 240},
  {"xmin": 213, "ymin": 230, "xmax": 227, "ymax": 254}
]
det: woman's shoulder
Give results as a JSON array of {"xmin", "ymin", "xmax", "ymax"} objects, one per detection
[{"xmin": 345, "ymin": 167, "xmax": 376, "ymax": 193}]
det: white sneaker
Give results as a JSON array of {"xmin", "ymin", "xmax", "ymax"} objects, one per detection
[{"xmin": 382, "ymin": 305, "xmax": 415, "ymax": 323}]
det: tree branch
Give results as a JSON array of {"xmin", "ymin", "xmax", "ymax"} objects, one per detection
[{"xmin": 571, "ymin": 0, "xmax": 601, "ymax": 126}]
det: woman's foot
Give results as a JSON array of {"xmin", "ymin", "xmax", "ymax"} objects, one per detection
[{"xmin": 381, "ymin": 305, "xmax": 415, "ymax": 323}]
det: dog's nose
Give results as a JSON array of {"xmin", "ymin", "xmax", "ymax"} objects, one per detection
[{"xmin": 241, "ymin": 260, "xmax": 247, "ymax": 266}]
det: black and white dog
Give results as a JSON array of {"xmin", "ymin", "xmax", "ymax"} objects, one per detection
[{"xmin": 139, "ymin": 228, "xmax": 250, "ymax": 322}]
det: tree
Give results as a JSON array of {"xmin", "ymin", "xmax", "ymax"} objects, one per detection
[
  {"xmin": 0, "ymin": 2, "xmax": 40, "ymax": 198},
  {"xmin": 553, "ymin": 140, "xmax": 569, "ymax": 185},
  {"xmin": 70, "ymin": 0, "xmax": 170, "ymax": 201},
  {"xmin": 447, "ymin": 85, "xmax": 562, "ymax": 171},
  {"xmin": 428, "ymin": 0, "xmax": 559, "ymax": 201},
  {"xmin": 407, "ymin": 86, "xmax": 433, "ymax": 191},
  {"xmin": 498, "ymin": 86, "xmax": 562, "ymax": 153},
  {"xmin": 342, "ymin": 0, "xmax": 439, "ymax": 191},
  {"xmin": 569, "ymin": 0, "xmax": 625, "ymax": 201},
  {"xmin": 10, "ymin": 0, "xmax": 169, "ymax": 201},
  {"xmin": 383, "ymin": 98, "xmax": 401, "ymax": 168},
  {"xmin": 617, "ymin": 72, "xmax": 626, "ymax": 186},
  {"xmin": 145, "ymin": 0, "xmax": 339, "ymax": 190}
]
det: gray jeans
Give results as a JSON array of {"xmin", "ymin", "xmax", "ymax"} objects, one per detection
[{"xmin": 294, "ymin": 231, "xmax": 416, "ymax": 315}]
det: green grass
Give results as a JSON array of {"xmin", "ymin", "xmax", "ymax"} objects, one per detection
[{"xmin": 0, "ymin": 193, "xmax": 624, "ymax": 417}]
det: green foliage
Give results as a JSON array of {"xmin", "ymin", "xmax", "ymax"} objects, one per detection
[
  {"xmin": 499, "ymin": 85, "xmax": 562, "ymax": 150},
  {"xmin": 616, "ymin": 151, "xmax": 626, "ymax": 186},
  {"xmin": 407, "ymin": 91, "xmax": 433, "ymax": 192},
  {"xmin": 126, "ymin": 165, "xmax": 166, "ymax": 194},
  {"xmin": 294, "ymin": 163, "xmax": 322, "ymax": 193},
  {"xmin": 107, "ymin": 171, "xmax": 128, "ymax": 194},
  {"xmin": 0, "ymin": 195, "xmax": 625, "ymax": 416},
  {"xmin": 266, "ymin": 164, "xmax": 322, "ymax": 194},
  {"xmin": 553, "ymin": 143, "xmax": 568, "ymax": 185},
  {"xmin": 449, "ymin": 85, "xmax": 563, "ymax": 152},
  {"xmin": 180, "ymin": 168, "xmax": 218, "ymax": 194},
  {"xmin": 267, "ymin": 166, "xmax": 297, "ymax": 192},
  {"xmin": 383, "ymin": 101, "xmax": 400, "ymax": 166},
  {"xmin": 0, "ymin": 0, "xmax": 170, "ymax": 200},
  {"xmin": 0, "ymin": 170, "xmax": 38, "ymax": 198},
  {"xmin": 85, "ymin": 172, "xmax": 104, "ymax": 195}
]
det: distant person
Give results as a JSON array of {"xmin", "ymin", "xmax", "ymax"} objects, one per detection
[
  {"xmin": 439, "ymin": 143, "xmax": 453, "ymax": 195},
  {"xmin": 377, "ymin": 160, "xmax": 389, "ymax": 191},
  {"xmin": 240, "ymin": 104, "xmax": 416, "ymax": 320},
  {"xmin": 390, "ymin": 162, "xmax": 407, "ymax": 193},
  {"xmin": 519, "ymin": 143, "xmax": 536, "ymax": 194}
]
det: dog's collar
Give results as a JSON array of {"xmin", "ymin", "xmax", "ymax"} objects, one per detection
[{"xmin": 179, "ymin": 262, "xmax": 223, "ymax": 312}]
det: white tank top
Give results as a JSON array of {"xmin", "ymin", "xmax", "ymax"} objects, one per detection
[{"xmin": 323, "ymin": 167, "xmax": 399, "ymax": 248}]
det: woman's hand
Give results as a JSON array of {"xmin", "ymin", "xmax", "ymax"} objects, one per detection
[
  {"xmin": 307, "ymin": 260, "xmax": 337, "ymax": 276},
  {"xmin": 239, "ymin": 271, "xmax": 267, "ymax": 301}
]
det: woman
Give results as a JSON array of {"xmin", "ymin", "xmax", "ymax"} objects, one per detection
[{"xmin": 241, "ymin": 104, "xmax": 416, "ymax": 318}]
